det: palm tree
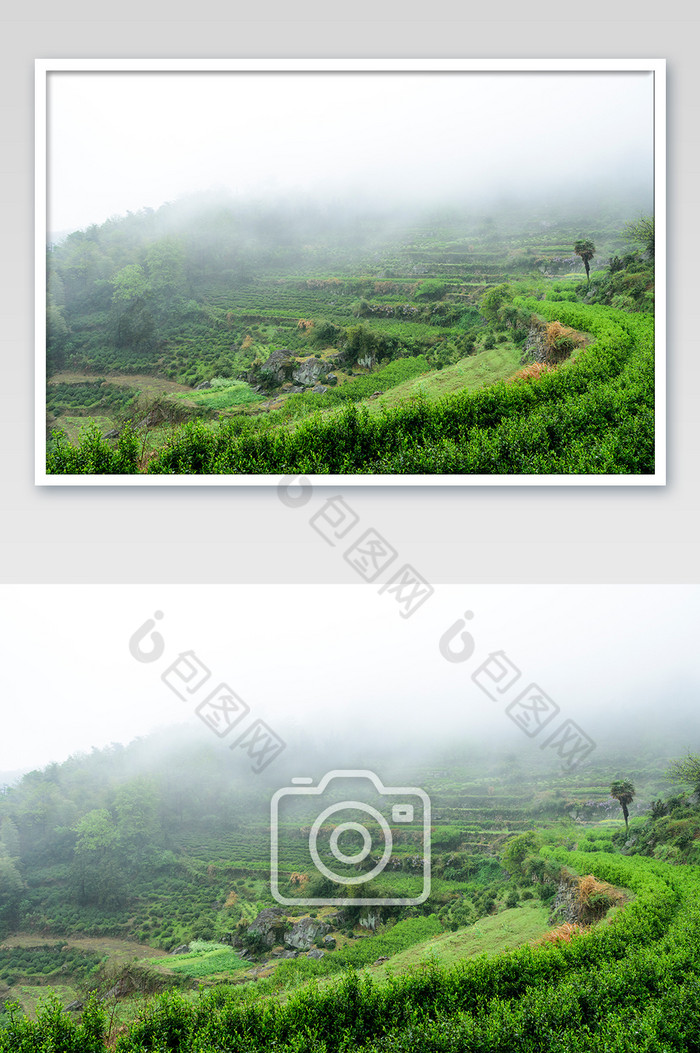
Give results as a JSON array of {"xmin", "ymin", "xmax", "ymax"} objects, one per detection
[
  {"xmin": 574, "ymin": 239, "xmax": 596, "ymax": 288},
  {"xmin": 610, "ymin": 779, "xmax": 635, "ymax": 834}
]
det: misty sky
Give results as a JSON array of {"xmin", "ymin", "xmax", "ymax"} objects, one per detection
[
  {"xmin": 1, "ymin": 584, "xmax": 696, "ymax": 775},
  {"xmin": 46, "ymin": 68, "xmax": 654, "ymax": 235}
]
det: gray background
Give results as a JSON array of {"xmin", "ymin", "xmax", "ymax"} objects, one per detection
[{"xmin": 2, "ymin": 2, "xmax": 696, "ymax": 584}]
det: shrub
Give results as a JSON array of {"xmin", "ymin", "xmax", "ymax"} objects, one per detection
[
  {"xmin": 536, "ymin": 922, "xmax": 585, "ymax": 945},
  {"xmin": 48, "ymin": 302, "xmax": 655, "ymax": 478},
  {"xmin": 47, "ymin": 420, "xmax": 139, "ymax": 474},
  {"xmin": 414, "ymin": 279, "xmax": 447, "ymax": 301}
]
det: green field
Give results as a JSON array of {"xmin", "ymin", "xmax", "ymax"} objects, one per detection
[
  {"xmin": 359, "ymin": 903, "xmax": 551, "ymax": 981},
  {"xmin": 367, "ymin": 343, "xmax": 522, "ymax": 411}
]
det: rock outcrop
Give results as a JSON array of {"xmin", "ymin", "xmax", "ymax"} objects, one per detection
[
  {"xmin": 246, "ymin": 908, "xmax": 289, "ymax": 950},
  {"xmin": 292, "ymin": 355, "xmax": 339, "ymax": 387},
  {"xmin": 255, "ymin": 350, "xmax": 295, "ymax": 387},
  {"xmin": 358, "ymin": 910, "xmax": 382, "ymax": 932},
  {"xmin": 284, "ymin": 916, "xmax": 331, "ymax": 951},
  {"xmin": 549, "ymin": 878, "xmax": 580, "ymax": 925},
  {"xmin": 549, "ymin": 872, "xmax": 623, "ymax": 926},
  {"xmin": 521, "ymin": 323, "xmax": 548, "ymax": 364},
  {"xmin": 251, "ymin": 350, "xmax": 342, "ymax": 393}
]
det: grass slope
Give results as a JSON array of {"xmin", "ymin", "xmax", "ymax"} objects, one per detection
[
  {"xmin": 367, "ymin": 344, "xmax": 522, "ymax": 412},
  {"xmin": 361, "ymin": 903, "xmax": 550, "ymax": 981},
  {"xmin": 149, "ymin": 942, "xmax": 247, "ymax": 981}
]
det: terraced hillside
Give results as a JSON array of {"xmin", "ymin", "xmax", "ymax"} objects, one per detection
[
  {"xmin": 45, "ymin": 197, "xmax": 655, "ymax": 475},
  {"xmin": 0, "ymin": 733, "xmax": 675, "ymax": 1019}
]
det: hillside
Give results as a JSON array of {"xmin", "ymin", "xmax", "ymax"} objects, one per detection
[
  {"xmin": 1, "ymin": 731, "xmax": 697, "ymax": 1048},
  {"xmin": 44, "ymin": 195, "xmax": 656, "ymax": 476}
]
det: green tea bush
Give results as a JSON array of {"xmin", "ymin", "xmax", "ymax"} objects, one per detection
[
  {"xmin": 3, "ymin": 854, "xmax": 699, "ymax": 1052},
  {"xmin": 46, "ymin": 381, "xmax": 139, "ymax": 417},
  {"xmin": 47, "ymin": 420, "xmax": 139, "ymax": 474},
  {"xmin": 414, "ymin": 279, "xmax": 448, "ymax": 301},
  {"xmin": 0, "ymin": 945, "xmax": 101, "ymax": 982},
  {"xmin": 47, "ymin": 303, "xmax": 655, "ymax": 477}
]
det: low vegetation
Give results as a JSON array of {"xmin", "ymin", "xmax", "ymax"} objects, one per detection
[
  {"xmin": 1, "ymin": 732, "xmax": 698, "ymax": 1049},
  {"xmin": 45, "ymin": 197, "xmax": 655, "ymax": 475}
]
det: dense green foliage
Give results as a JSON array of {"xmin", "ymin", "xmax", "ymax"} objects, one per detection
[
  {"xmin": 3, "ymin": 731, "xmax": 698, "ymax": 1050},
  {"xmin": 142, "ymin": 302, "xmax": 654, "ymax": 475},
  {"xmin": 3, "ymin": 852, "xmax": 699, "ymax": 1051},
  {"xmin": 586, "ymin": 253, "xmax": 654, "ymax": 314},
  {"xmin": 45, "ymin": 195, "xmax": 655, "ymax": 475},
  {"xmin": 614, "ymin": 785, "xmax": 700, "ymax": 867},
  {"xmin": 47, "ymin": 421, "xmax": 140, "ymax": 474},
  {"xmin": 46, "ymin": 381, "xmax": 138, "ymax": 418},
  {"xmin": 0, "ymin": 995, "xmax": 106, "ymax": 1052},
  {"xmin": 0, "ymin": 945, "xmax": 101, "ymax": 986},
  {"xmin": 47, "ymin": 302, "xmax": 654, "ymax": 475}
]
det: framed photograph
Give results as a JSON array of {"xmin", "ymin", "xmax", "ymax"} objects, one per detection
[
  {"xmin": 2, "ymin": 582, "xmax": 698, "ymax": 1045},
  {"xmin": 36, "ymin": 59, "xmax": 665, "ymax": 485}
]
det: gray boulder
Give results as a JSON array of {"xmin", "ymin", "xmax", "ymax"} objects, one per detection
[
  {"xmin": 307, "ymin": 948, "xmax": 325, "ymax": 960},
  {"xmin": 256, "ymin": 350, "xmax": 295, "ymax": 387},
  {"xmin": 292, "ymin": 357, "xmax": 329, "ymax": 387},
  {"xmin": 292, "ymin": 351, "xmax": 342, "ymax": 387},
  {"xmin": 246, "ymin": 907, "xmax": 288, "ymax": 950},
  {"xmin": 171, "ymin": 944, "xmax": 191, "ymax": 955},
  {"xmin": 284, "ymin": 916, "xmax": 331, "ymax": 951},
  {"xmin": 359, "ymin": 910, "xmax": 382, "ymax": 931}
]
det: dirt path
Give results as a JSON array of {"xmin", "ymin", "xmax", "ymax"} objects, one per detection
[
  {"xmin": 47, "ymin": 371, "xmax": 194, "ymax": 397},
  {"xmin": 0, "ymin": 932, "xmax": 166, "ymax": 964}
]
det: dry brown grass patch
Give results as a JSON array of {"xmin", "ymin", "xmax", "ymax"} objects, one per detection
[
  {"xmin": 575, "ymin": 874, "xmax": 623, "ymax": 920},
  {"xmin": 508, "ymin": 362, "xmax": 554, "ymax": 384},
  {"xmin": 289, "ymin": 872, "xmax": 310, "ymax": 888},
  {"xmin": 542, "ymin": 321, "xmax": 585, "ymax": 364},
  {"xmin": 536, "ymin": 922, "xmax": 585, "ymax": 945},
  {"xmin": 544, "ymin": 320, "xmax": 577, "ymax": 347}
]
